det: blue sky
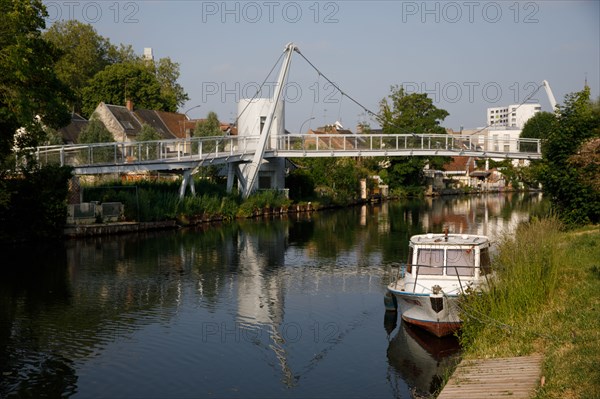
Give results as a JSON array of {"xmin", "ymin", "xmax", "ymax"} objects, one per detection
[{"xmin": 44, "ymin": 0, "xmax": 600, "ymax": 132}]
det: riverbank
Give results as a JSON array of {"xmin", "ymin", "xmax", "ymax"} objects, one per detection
[
  {"xmin": 63, "ymin": 190, "xmax": 539, "ymax": 238},
  {"xmin": 63, "ymin": 202, "xmax": 319, "ymax": 237},
  {"xmin": 444, "ymin": 220, "xmax": 600, "ymax": 399}
]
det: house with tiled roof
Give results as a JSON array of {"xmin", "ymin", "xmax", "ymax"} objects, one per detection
[
  {"xmin": 91, "ymin": 100, "xmax": 188, "ymax": 143},
  {"xmin": 91, "ymin": 101, "xmax": 235, "ymax": 144}
]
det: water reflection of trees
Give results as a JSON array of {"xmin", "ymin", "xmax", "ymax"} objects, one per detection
[{"xmin": 0, "ymin": 245, "xmax": 77, "ymax": 398}]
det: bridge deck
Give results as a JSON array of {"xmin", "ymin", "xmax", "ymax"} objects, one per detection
[{"xmin": 32, "ymin": 133, "xmax": 542, "ymax": 175}]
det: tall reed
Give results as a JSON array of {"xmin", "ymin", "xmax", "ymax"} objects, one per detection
[{"xmin": 459, "ymin": 217, "xmax": 563, "ymax": 355}]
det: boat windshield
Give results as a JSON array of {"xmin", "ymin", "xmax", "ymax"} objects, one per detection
[
  {"xmin": 416, "ymin": 248, "xmax": 444, "ymax": 275},
  {"xmin": 446, "ymin": 248, "xmax": 476, "ymax": 276}
]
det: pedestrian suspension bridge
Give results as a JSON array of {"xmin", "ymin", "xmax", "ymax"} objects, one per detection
[{"xmin": 33, "ymin": 43, "xmax": 542, "ymax": 197}]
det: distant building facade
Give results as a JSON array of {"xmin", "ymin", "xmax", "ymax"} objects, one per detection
[{"xmin": 487, "ymin": 103, "xmax": 541, "ymax": 129}]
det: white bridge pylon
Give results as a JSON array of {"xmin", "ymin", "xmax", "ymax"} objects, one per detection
[{"xmin": 235, "ymin": 42, "xmax": 298, "ymax": 199}]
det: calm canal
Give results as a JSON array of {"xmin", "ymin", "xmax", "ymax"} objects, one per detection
[{"xmin": 0, "ymin": 193, "xmax": 545, "ymax": 398}]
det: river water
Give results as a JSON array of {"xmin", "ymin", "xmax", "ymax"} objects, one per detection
[{"xmin": 0, "ymin": 192, "xmax": 545, "ymax": 398}]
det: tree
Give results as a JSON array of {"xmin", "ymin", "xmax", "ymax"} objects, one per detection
[
  {"xmin": 285, "ymin": 168, "xmax": 315, "ymax": 200},
  {"xmin": 537, "ymin": 87, "xmax": 600, "ymax": 225},
  {"xmin": 194, "ymin": 111, "xmax": 222, "ymax": 138},
  {"xmin": 137, "ymin": 123, "xmax": 161, "ymax": 159},
  {"xmin": 81, "ymin": 58, "xmax": 188, "ymax": 118},
  {"xmin": 137, "ymin": 123, "xmax": 161, "ymax": 142},
  {"xmin": 192, "ymin": 111, "xmax": 223, "ymax": 179},
  {"xmin": 81, "ymin": 62, "xmax": 161, "ymax": 117},
  {"xmin": 43, "ymin": 20, "xmax": 135, "ymax": 113},
  {"xmin": 78, "ymin": 117, "xmax": 114, "ymax": 163},
  {"xmin": 568, "ymin": 137, "xmax": 600, "ymax": 192},
  {"xmin": 155, "ymin": 57, "xmax": 189, "ymax": 112},
  {"xmin": 0, "ymin": 0, "xmax": 73, "ymax": 168},
  {"xmin": 42, "ymin": 126, "xmax": 64, "ymax": 146},
  {"xmin": 376, "ymin": 85, "xmax": 450, "ymax": 188},
  {"xmin": 521, "ymin": 111, "xmax": 556, "ymax": 140},
  {"xmin": 194, "ymin": 111, "xmax": 222, "ymax": 153},
  {"xmin": 378, "ymin": 85, "xmax": 449, "ymax": 134},
  {"xmin": 78, "ymin": 118, "xmax": 113, "ymax": 144}
]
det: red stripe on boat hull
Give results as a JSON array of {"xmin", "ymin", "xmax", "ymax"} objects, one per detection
[{"xmin": 401, "ymin": 315, "xmax": 461, "ymax": 338}]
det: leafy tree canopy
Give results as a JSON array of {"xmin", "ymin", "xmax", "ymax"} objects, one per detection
[
  {"xmin": 155, "ymin": 57, "xmax": 189, "ymax": 115},
  {"xmin": 137, "ymin": 123, "xmax": 162, "ymax": 142},
  {"xmin": 537, "ymin": 87, "xmax": 600, "ymax": 225},
  {"xmin": 376, "ymin": 85, "xmax": 450, "ymax": 187},
  {"xmin": 81, "ymin": 59, "xmax": 188, "ymax": 117},
  {"xmin": 0, "ymin": 0, "xmax": 73, "ymax": 166},
  {"xmin": 194, "ymin": 111, "xmax": 222, "ymax": 137},
  {"xmin": 78, "ymin": 118, "xmax": 113, "ymax": 144},
  {"xmin": 43, "ymin": 20, "xmax": 136, "ymax": 113},
  {"xmin": 377, "ymin": 85, "xmax": 449, "ymax": 134},
  {"xmin": 521, "ymin": 111, "xmax": 556, "ymax": 140}
]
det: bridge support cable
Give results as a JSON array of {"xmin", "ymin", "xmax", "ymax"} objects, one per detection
[{"xmin": 294, "ymin": 50, "xmax": 379, "ymax": 121}]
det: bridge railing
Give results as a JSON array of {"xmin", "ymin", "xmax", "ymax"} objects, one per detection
[
  {"xmin": 32, "ymin": 133, "xmax": 542, "ymax": 171},
  {"xmin": 34, "ymin": 136, "xmax": 262, "ymax": 169},
  {"xmin": 278, "ymin": 134, "xmax": 541, "ymax": 156}
]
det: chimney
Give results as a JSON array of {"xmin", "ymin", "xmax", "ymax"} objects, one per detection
[{"xmin": 126, "ymin": 99, "xmax": 134, "ymax": 111}]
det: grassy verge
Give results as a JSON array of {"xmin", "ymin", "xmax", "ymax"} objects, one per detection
[{"xmin": 455, "ymin": 219, "xmax": 600, "ymax": 399}]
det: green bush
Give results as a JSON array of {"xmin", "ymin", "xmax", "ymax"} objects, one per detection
[{"xmin": 0, "ymin": 165, "xmax": 73, "ymax": 242}]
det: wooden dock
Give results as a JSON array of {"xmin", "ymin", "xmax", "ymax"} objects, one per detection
[{"xmin": 438, "ymin": 354, "xmax": 543, "ymax": 398}]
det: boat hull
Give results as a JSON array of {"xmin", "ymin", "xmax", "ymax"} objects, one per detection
[
  {"xmin": 401, "ymin": 315, "xmax": 461, "ymax": 338},
  {"xmin": 388, "ymin": 289, "xmax": 462, "ymax": 338}
]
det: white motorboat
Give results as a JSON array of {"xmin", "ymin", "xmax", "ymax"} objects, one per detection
[{"xmin": 385, "ymin": 231, "xmax": 492, "ymax": 337}]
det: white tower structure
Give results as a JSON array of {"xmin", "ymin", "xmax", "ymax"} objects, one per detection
[
  {"xmin": 226, "ymin": 43, "xmax": 297, "ymax": 198},
  {"xmin": 236, "ymin": 97, "xmax": 285, "ymax": 151}
]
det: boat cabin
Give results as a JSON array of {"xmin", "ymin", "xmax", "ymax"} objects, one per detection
[{"xmin": 405, "ymin": 234, "xmax": 491, "ymax": 279}]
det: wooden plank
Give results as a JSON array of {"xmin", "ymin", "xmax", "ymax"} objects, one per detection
[{"xmin": 437, "ymin": 355, "xmax": 543, "ymax": 399}]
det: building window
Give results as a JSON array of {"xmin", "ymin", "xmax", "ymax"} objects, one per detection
[
  {"xmin": 260, "ymin": 116, "xmax": 266, "ymax": 133},
  {"xmin": 259, "ymin": 174, "xmax": 272, "ymax": 189}
]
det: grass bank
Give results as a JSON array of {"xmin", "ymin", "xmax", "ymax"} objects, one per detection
[{"xmin": 455, "ymin": 219, "xmax": 600, "ymax": 399}]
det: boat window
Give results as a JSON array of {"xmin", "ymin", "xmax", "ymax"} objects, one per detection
[
  {"xmin": 416, "ymin": 248, "xmax": 444, "ymax": 275},
  {"xmin": 406, "ymin": 247, "xmax": 413, "ymax": 274},
  {"xmin": 480, "ymin": 247, "xmax": 491, "ymax": 275},
  {"xmin": 446, "ymin": 248, "xmax": 475, "ymax": 276}
]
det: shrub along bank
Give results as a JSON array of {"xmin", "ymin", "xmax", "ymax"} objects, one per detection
[{"xmin": 79, "ymin": 177, "xmax": 381, "ymax": 225}]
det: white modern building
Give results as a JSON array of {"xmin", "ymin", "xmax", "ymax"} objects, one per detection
[{"xmin": 487, "ymin": 103, "xmax": 542, "ymax": 129}]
